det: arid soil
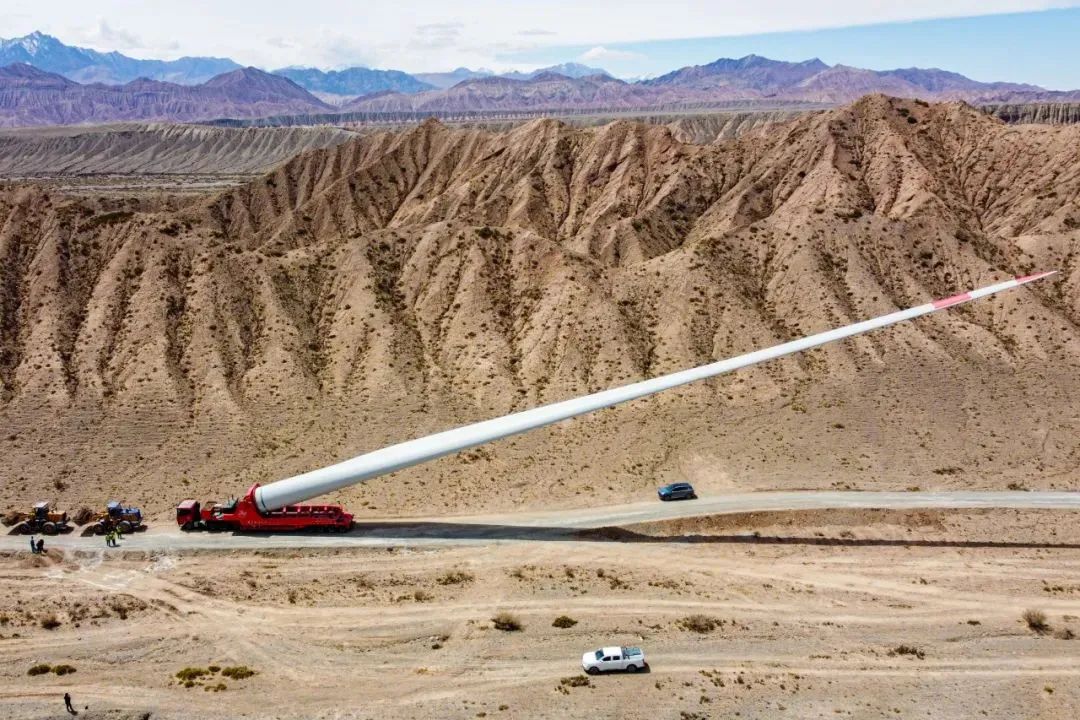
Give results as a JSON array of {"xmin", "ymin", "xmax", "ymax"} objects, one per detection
[{"xmin": 2, "ymin": 510, "xmax": 1079, "ymax": 719}]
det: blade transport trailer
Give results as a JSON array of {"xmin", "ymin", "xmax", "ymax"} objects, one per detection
[
  {"xmin": 177, "ymin": 272, "xmax": 1054, "ymax": 532},
  {"xmin": 176, "ymin": 484, "xmax": 353, "ymax": 532}
]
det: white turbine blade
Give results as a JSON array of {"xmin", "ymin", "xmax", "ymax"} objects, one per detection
[{"xmin": 255, "ymin": 271, "xmax": 1056, "ymax": 511}]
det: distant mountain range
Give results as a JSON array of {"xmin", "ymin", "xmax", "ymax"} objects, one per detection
[
  {"xmin": 1, "ymin": 32, "xmax": 1078, "ymax": 127},
  {"xmin": 0, "ymin": 31, "xmax": 240, "ymax": 84},
  {"xmin": 272, "ymin": 66, "xmax": 435, "ymax": 98},
  {"xmin": 0, "ymin": 64, "xmax": 331, "ymax": 126},
  {"xmin": 345, "ymin": 56, "xmax": 1077, "ymax": 113}
]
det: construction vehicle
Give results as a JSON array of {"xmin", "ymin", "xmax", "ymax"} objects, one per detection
[
  {"xmin": 176, "ymin": 484, "xmax": 353, "ymax": 532},
  {"xmin": 7, "ymin": 502, "xmax": 71, "ymax": 535},
  {"xmin": 175, "ymin": 272, "xmax": 1055, "ymax": 533},
  {"xmin": 82, "ymin": 501, "xmax": 147, "ymax": 536}
]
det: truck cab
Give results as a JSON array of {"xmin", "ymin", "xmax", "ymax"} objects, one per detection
[{"xmin": 581, "ymin": 646, "xmax": 647, "ymax": 674}]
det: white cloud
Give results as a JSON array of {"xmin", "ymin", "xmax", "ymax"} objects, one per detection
[
  {"xmin": 71, "ymin": 19, "xmax": 143, "ymax": 51},
  {"xmin": 581, "ymin": 46, "xmax": 645, "ymax": 63},
  {"xmin": 9, "ymin": 0, "xmax": 1079, "ymax": 71}
]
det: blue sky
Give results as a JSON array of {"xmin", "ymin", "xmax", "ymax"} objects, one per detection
[
  {"xmin": 504, "ymin": 9, "xmax": 1080, "ymax": 89},
  {"xmin": 7, "ymin": 2, "xmax": 1080, "ymax": 88}
]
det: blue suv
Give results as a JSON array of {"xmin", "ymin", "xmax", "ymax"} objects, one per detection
[{"xmin": 657, "ymin": 482, "xmax": 697, "ymax": 501}]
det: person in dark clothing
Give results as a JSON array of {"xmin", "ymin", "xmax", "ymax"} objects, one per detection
[
  {"xmin": 64, "ymin": 692, "xmax": 76, "ymax": 714},
  {"xmin": 36, "ymin": 538, "xmax": 45, "ymax": 554},
  {"xmin": 30, "ymin": 535, "xmax": 37, "ymax": 553}
]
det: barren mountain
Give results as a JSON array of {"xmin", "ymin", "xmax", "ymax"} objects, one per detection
[
  {"xmin": 644, "ymin": 54, "xmax": 829, "ymax": 92},
  {"xmin": 0, "ymin": 64, "xmax": 333, "ymax": 127},
  {"xmin": 0, "ymin": 95, "xmax": 1078, "ymax": 519},
  {"xmin": 340, "ymin": 72, "xmax": 675, "ymax": 112}
]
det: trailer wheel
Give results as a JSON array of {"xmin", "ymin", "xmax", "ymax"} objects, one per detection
[{"xmin": 41, "ymin": 522, "xmax": 58, "ymax": 535}]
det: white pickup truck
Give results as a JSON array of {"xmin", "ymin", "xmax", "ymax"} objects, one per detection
[{"xmin": 581, "ymin": 646, "xmax": 647, "ymax": 674}]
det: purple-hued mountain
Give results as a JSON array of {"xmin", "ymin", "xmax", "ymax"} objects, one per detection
[
  {"xmin": 345, "ymin": 56, "xmax": 1077, "ymax": 114},
  {"xmin": 2, "ymin": 32, "xmax": 1078, "ymax": 127},
  {"xmin": 0, "ymin": 64, "xmax": 332, "ymax": 127}
]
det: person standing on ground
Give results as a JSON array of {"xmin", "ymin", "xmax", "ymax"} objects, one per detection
[
  {"xmin": 64, "ymin": 691, "xmax": 77, "ymax": 714},
  {"xmin": 36, "ymin": 538, "xmax": 45, "ymax": 554},
  {"xmin": 30, "ymin": 535, "xmax": 36, "ymax": 553}
]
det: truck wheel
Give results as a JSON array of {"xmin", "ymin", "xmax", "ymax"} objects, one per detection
[
  {"xmin": 118, "ymin": 520, "xmax": 133, "ymax": 534},
  {"xmin": 93, "ymin": 523, "xmax": 106, "ymax": 535},
  {"xmin": 586, "ymin": 667, "xmax": 599, "ymax": 675},
  {"xmin": 627, "ymin": 664, "xmax": 640, "ymax": 673},
  {"xmin": 9, "ymin": 521, "xmax": 29, "ymax": 536}
]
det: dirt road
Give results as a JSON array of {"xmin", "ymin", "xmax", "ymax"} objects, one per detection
[{"xmin": 3, "ymin": 491, "xmax": 1077, "ymax": 551}]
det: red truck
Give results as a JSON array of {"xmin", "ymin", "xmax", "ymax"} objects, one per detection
[{"xmin": 176, "ymin": 484, "xmax": 353, "ymax": 533}]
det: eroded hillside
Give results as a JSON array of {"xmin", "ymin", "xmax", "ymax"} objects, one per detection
[{"xmin": 1, "ymin": 95, "xmax": 1078, "ymax": 518}]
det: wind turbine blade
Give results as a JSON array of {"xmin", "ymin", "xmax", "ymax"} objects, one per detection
[{"xmin": 255, "ymin": 271, "xmax": 1056, "ymax": 512}]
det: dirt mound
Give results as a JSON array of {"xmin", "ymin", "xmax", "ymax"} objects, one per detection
[{"xmin": 0, "ymin": 95, "xmax": 1078, "ymax": 517}]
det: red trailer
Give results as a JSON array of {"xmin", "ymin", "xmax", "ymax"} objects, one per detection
[{"xmin": 176, "ymin": 484, "xmax": 353, "ymax": 533}]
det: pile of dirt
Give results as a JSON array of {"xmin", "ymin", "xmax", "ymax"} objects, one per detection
[{"xmin": 0, "ymin": 94, "xmax": 1077, "ymax": 518}]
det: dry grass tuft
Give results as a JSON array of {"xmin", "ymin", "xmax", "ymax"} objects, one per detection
[
  {"xmin": 678, "ymin": 614, "xmax": 721, "ymax": 633},
  {"xmin": 1023, "ymin": 609, "xmax": 1051, "ymax": 634},
  {"xmin": 491, "ymin": 612, "xmax": 523, "ymax": 632}
]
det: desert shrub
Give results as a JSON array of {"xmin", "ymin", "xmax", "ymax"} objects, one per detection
[
  {"xmin": 220, "ymin": 666, "xmax": 256, "ymax": 680},
  {"xmin": 28, "ymin": 664, "xmax": 52, "ymax": 676},
  {"xmin": 560, "ymin": 675, "xmax": 590, "ymax": 688},
  {"xmin": 413, "ymin": 590, "xmax": 434, "ymax": 603},
  {"xmin": 888, "ymin": 645, "xmax": 925, "ymax": 659},
  {"xmin": 1023, "ymin": 609, "xmax": 1050, "ymax": 634},
  {"xmin": 208, "ymin": 665, "xmax": 221, "ymax": 673},
  {"xmin": 1053, "ymin": 628, "xmax": 1075, "ymax": 640},
  {"xmin": 491, "ymin": 612, "xmax": 522, "ymax": 632},
  {"xmin": 552, "ymin": 615, "xmax": 578, "ymax": 629},
  {"xmin": 436, "ymin": 570, "xmax": 475, "ymax": 586},
  {"xmin": 204, "ymin": 682, "xmax": 227, "ymax": 692},
  {"xmin": 52, "ymin": 664, "xmax": 76, "ymax": 676},
  {"xmin": 678, "ymin": 614, "xmax": 721, "ymax": 633},
  {"xmin": 40, "ymin": 614, "xmax": 61, "ymax": 630},
  {"xmin": 78, "ymin": 211, "xmax": 133, "ymax": 232},
  {"xmin": 72, "ymin": 506, "xmax": 95, "ymax": 525},
  {"xmin": 176, "ymin": 667, "xmax": 209, "ymax": 682}
]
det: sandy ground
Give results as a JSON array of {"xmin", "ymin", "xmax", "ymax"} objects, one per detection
[{"xmin": 2, "ymin": 509, "xmax": 1079, "ymax": 720}]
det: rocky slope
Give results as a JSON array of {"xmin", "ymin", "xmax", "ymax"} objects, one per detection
[
  {"xmin": 983, "ymin": 102, "xmax": 1080, "ymax": 125},
  {"xmin": 0, "ymin": 123, "xmax": 358, "ymax": 176},
  {"xmin": 0, "ymin": 65, "xmax": 333, "ymax": 127},
  {"xmin": 1, "ymin": 95, "xmax": 1078, "ymax": 516}
]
